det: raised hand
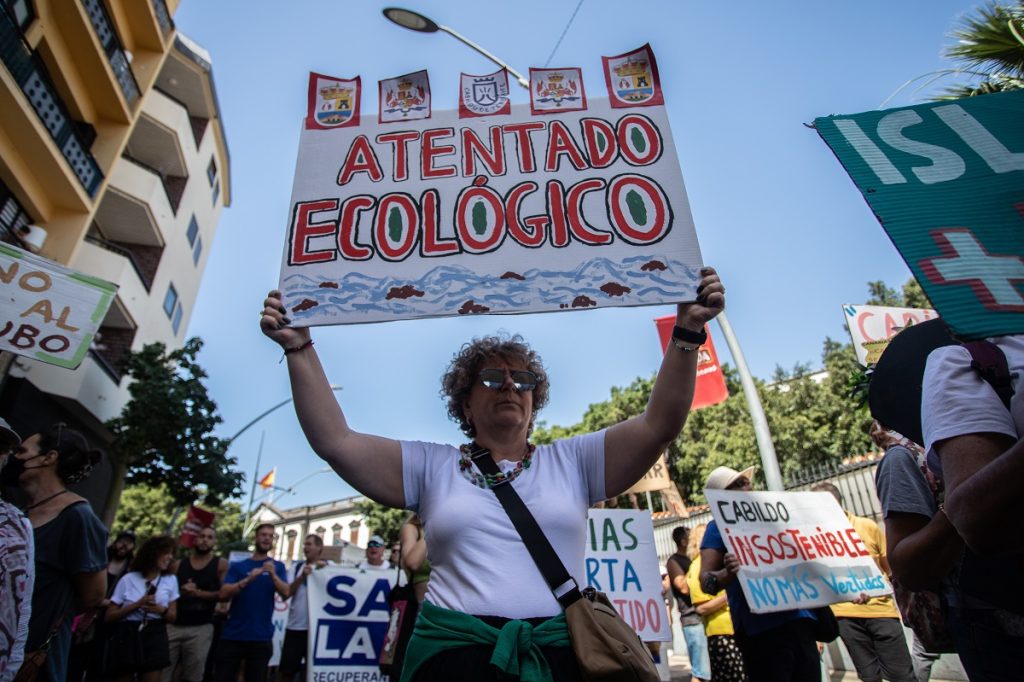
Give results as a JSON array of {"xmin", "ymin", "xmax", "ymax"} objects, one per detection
[{"xmin": 259, "ymin": 289, "xmax": 311, "ymax": 350}]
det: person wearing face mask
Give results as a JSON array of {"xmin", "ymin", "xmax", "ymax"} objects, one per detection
[
  {"xmin": 0, "ymin": 418, "xmax": 33, "ymax": 681},
  {"xmin": 2, "ymin": 423, "xmax": 107, "ymax": 682}
]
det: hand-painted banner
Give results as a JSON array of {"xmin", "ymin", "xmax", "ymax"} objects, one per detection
[
  {"xmin": 379, "ymin": 70, "xmax": 431, "ymax": 123},
  {"xmin": 0, "ymin": 243, "xmax": 116, "ymax": 369},
  {"xmin": 705, "ymin": 490, "xmax": 889, "ymax": 614},
  {"xmin": 178, "ymin": 505, "xmax": 214, "ymax": 548},
  {"xmin": 602, "ymin": 44, "xmax": 663, "ymax": 108},
  {"xmin": 585, "ymin": 509, "xmax": 672, "ymax": 641},
  {"xmin": 815, "ymin": 89, "xmax": 1024, "ymax": 340},
  {"xmin": 654, "ymin": 315, "xmax": 728, "ymax": 409},
  {"xmin": 842, "ymin": 304, "xmax": 939, "ymax": 365},
  {"xmin": 306, "ymin": 567, "xmax": 391, "ymax": 681},
  {"xmin": 280, "ymin": 93, "xmax": 702, "ymax": 326},
  {"xmin": 460, "ymin": 68, "xmax": 511, "ymax": 118}
]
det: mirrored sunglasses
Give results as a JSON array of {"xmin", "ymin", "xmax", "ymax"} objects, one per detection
[{"xmin": 479, "ymin": 368, "xmax": 538, "ymax": 392}]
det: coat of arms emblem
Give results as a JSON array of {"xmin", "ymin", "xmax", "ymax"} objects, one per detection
[
  {"xmin": 459, "ymin": 69, "xmax": 511, "ymax": 118},
  {"xmin": 379, "ymin": 70, "xmax": 431, "ymax": 123},
  {"xmin": 602, "ymin": 44, "xmax": 664, "ymax": 108},
  {"xmin": 529, "ymin": 67, "xmax": 587, "ymax": 114},
  {"xmin": 305, "ymin": 72, "xmax": 360, "ymax": 129}
]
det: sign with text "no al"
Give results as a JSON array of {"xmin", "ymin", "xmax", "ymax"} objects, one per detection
[
  {"xmin": 815, "ymin": 89, "xmax": 1024, "ymax": 340},
  {"xmin": 0, "ymin": 243, "xmax": 116, "ymax": 369}
]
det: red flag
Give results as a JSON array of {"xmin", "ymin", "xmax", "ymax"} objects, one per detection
[
  {"xmin": 655, "ymin": 315, "xmax": 729, "ymax": 409},
  {"xmin": 178, "ymin": 505, "xmax": 215, "ymax": 548},
  {"xmin": 258, "ymin": 467, "xmax": 276, "ymax": 489}
]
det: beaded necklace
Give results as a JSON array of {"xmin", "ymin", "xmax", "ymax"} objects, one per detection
[{"xmin": 458, "ymin": 442, "xmax": 536, "ymax": 489}]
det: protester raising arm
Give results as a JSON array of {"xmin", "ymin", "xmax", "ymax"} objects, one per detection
[
  {"xmin": 260, "ymin": 292, "xmax": 405, "ymax": 508},
  {"xmin": 604, "ymin": 267, "xmax": 724, "ymax": 497}
]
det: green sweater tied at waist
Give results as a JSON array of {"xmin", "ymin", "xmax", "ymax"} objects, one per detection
[{"xmin": 400, "ymin": 601, "xmax": 571, "ymax": 682}]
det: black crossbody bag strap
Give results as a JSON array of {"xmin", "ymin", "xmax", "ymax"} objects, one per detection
[{"xmin": 470, "ymin": 446, "xmax": 583, "ymax": 608}]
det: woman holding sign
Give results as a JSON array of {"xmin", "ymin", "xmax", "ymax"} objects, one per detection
[{"xmin": 259, "ymin": 266, "xmax": 724, "ymax": 681}]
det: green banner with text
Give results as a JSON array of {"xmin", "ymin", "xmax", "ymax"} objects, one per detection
[{"xmin": 815, "ymin": 89, "xmax": 1023, "ymax": 340}]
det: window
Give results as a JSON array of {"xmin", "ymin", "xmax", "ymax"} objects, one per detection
[
  {"xmin": 192, "ymin": 236, "xmax": 202, "ymax": 265},
  {"xmin": 171, "ymin": 302, "xmax": 183, "ymax": 334},
  {"xmin": 163, "ymin": 284, "xmax": 178, "ymax": 317},
  {"xmin": 208, "ymin": 157, "xmax": 220, "ymax": 206},
  {"xmin": 165, "ymin": 283, "xmax": 184, "ymax": 334},
  {"xmin": 315, "ymin": 526, "xmax": 326, "ymax": 540},
  {"xmin": 349, "ymin": 520, "xmax": 360, "ymax": 545},
  {"xmin": 186, "ymin": 215, "xmax": 199, "ymax": 246},
  {"xmin": 332, "ymin": 523, "xmax": 343, "ymax": 546}
]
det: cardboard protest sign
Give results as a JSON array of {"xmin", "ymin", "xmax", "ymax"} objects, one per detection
[
  {"xmin": 306, "ymin": 567, "xmax": 391, "ymax": 681},
  {"xmin": 705, "ymin": 490, "xmax": 889, "ymax": 614},
  {"xmin": 815, "ymin": 90, "xmax": 1024, "ymax": 340},
  {"xmin": 0, "ymin": 243, "xmax": 116, "ymax": 369},
  {"xmin": 280, "ymin": 57, "xmax": 702, "ymax": 327},
  {"xmin": 585, "ymin": 509, "xmax": 672, "ymax": 641},
  {"xmin": 626, "ymin": 454, "xmax": 672, "ymax": 495},
  {"xmin": 842, "ymin": 304, "xmax": 939, "ymax": 365}
]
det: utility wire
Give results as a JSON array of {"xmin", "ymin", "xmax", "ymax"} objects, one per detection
[{"xmin": 544, "ymin": 0, "xmax": 585, "ymax": 67}]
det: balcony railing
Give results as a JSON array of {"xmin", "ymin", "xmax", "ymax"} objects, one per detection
[
  {"xmin": 151, "ymin": 0, "xmax": 173, "ymax": 36},
  {"xmin": 84, "ymin": 234, "xmax": 157, "ymax": 291},
  {"xmin": 121, "ymin": 153, "xmax": 186, "ymax": 214},
  {"xmin": 81, "ymin": 0, "xmax": 140, "ymax": 106},
  {"xmin": 0, "ymin": 10, "xmax": 104, "ymax": 197}
]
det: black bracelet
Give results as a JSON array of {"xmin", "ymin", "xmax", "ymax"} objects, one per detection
[{"xmin": 672, "ymin": 325, "xmax": 707, "ymax": 351}]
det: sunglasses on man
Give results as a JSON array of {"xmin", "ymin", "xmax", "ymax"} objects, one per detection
[{"xmin": 478, "ymin": 368, "xmax": 538, "ymax": 392}]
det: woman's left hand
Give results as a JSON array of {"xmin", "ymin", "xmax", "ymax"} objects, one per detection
[{"xmin": 677, "ymin": 266, "xmax": 725, "ymax": 330}]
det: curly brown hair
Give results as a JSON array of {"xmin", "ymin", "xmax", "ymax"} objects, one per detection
[{"xmin": 441, "ymin": 334, "xmax": 549, "ymax": 438}]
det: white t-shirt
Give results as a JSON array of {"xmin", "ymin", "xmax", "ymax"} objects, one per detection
[
  {"xmin": 922, "ymin": 335, "xmax": 1023, "ymax": 458},
  {"xmin": 110, "ymin": 572, "xmax": 180, "ymax": 622},
  {"xmin": 356, "ymin": 559, "xmax": 392, "ymax": 571},
  {"xmin": 402, "ymin": 430, "xmax": 606, "ymax": 619},
  {"xmin": 286, "ymin": 560, "xmax": 335, "ymax": 631}
]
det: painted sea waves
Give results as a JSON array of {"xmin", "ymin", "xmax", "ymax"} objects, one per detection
[{"xmin": 282, "ymin": 255, "xmax": 700, "ymax": 325}]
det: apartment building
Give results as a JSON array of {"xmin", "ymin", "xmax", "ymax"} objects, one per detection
[{"xmin": 0, "ymin": 0, "xmax": 230, "ymax": 511}]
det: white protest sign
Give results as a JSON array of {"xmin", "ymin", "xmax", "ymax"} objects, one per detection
[
  {"xmin": 279, "ymin": 99, "xmax": 702, "ymax": 325},
  {"xmin": 306, "ymin": 567, "xmax": 392, "ymax": 682},
  {"xmin": 842, "ymin": 304, "xmax": 938, "ymax": 365},
  {"xmin": 705, "ymin": 490, "xmax": 889, "ymax": 614},
  {"xmin": 585, "ymin": 509, "xmax": 672, "ymax": 642},
  {"xmin": 0, "ymin": 243, "xmax": 116, "ymax": 368}
]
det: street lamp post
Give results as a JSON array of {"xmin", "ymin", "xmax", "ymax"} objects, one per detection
[
  {"xmin": 715, "ymin": 312, "xmax": 784, "ymax": 491},
  {"xmin": 232, "ymin": 385, "xmax": 343, "ymax": 533},
  {"xmin": 382, "ymin": 7, "xmax": 530, "ymax": 89}
]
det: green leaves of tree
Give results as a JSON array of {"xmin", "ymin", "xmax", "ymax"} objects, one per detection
[{"xmin": 106, "ymin": 338, "xmax": 242, "ymax": 514}]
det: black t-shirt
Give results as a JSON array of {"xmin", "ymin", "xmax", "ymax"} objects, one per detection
[
  {"xmin": 29, "ymin": 500, "xmax": 108, "ymax": 681},
  {"xmin": 175, "ymin": 555, "xmax": 222, "ymax": 626},
  {"xmin": 668, "ymin": 553, "xmax": 701, "ymax": 626}
]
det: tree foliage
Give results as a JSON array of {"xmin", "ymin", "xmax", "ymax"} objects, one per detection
[
  {"xmin": 939, "ymin": 1, "xmax": 1024, "ymax": 99},
  {"xmin": 112, "ymin": 483, "xmax": 245, "ymax": 553},
  {"xmin": 534, "ymin": 280, "xmax": 940, "ymax": 508},
  {"xmin": 354, "ymin": 499, "xmax": 408, "ymax": 544},
  {"xmin": 106, "ymin": 339, "xmax": 243, "ymax": 519}
]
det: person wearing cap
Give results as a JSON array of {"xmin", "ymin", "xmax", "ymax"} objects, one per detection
[
  {"xmin": 260, "ymin": 268, "xmax": 725, "ymax": 681},
  {"xmin": 699, "ymin": 465, "xmax": 821, "ymax": 681},
  {"xmin": 358, "ymin": 535, "xmax": 392, "ymax": 570},
  {"xmin": 0, "ymin": 418, "xmax": 33, "ymax": 681}
]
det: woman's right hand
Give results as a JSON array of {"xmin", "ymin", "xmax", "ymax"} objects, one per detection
[{"xmin": 260, "ymin": 290, "xmax": 311, "ymax": 350}]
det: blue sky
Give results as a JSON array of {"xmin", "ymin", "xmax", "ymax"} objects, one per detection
[{"xmin": 174, "ymin": 0, "xmax": 979, "ymax": 509}]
